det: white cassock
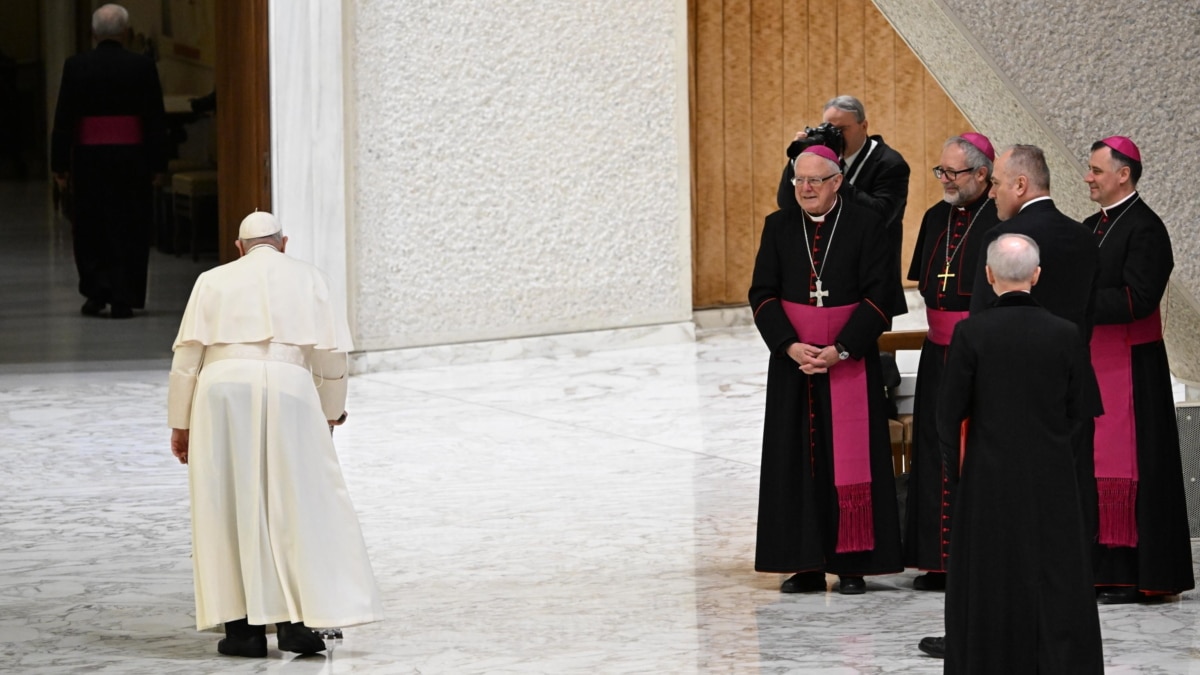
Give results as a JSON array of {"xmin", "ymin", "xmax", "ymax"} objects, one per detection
[{"xmin": 168, "ymin": 245, "xmax": 383, "ymax": 630}]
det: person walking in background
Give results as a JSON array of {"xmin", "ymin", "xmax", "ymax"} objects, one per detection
[{"xmin": 51, "ymin": 3, "xmax": 168, "ymax": 319}]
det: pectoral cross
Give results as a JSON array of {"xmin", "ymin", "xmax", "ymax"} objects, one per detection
[
  {"xmin": 810, "ymin": 279, "xmax": 829, "ymax": 307},
  {"xmin": 937, "ymin": 262, "xmax": 956, "ymax": 292}
]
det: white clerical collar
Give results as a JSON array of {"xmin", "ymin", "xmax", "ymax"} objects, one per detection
[
  {"xmin": 1019, "ymin": 196, "xmax": 1052, "ymax": 212},
  {"xmin": 805, "ymin": 200, "xmax": 839, "ymax": 223},
  {"xmin": 246, "ymin": 243, "xmax": 280, "ymax": 254},
  {"xmin": 1102, "ymin": 191, "xmax": 1138, "ymax": 213}
]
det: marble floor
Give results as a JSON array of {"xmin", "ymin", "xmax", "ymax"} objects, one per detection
[
  {"xmin": 2, "ymin": 330, "xmax": 1200, "ymax": 673},
  {"xmin": 2, "ymin": 179, "xmax": 1199, "ymax": 673}
]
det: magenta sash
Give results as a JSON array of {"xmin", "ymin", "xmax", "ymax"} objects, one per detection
[
  {"xmin": 925, "ymin": 309, "xmax": 970, "ymax": 347},
  {"xmin": 77, "ymin": 115, "xmax": 143, "ymax": 145},
  {"xmin": 782, "ymin": 300, "xmax": 874, "ymax": 553},
  {"xmin": 1090, "ymin": 307, "xmax": 1162, "ymax": 547}
]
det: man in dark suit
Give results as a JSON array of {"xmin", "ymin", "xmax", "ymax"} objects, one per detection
[
  {"xmin": 968, "ymin": 144, "xmax": 1103, "ymax": 543},
  {"xmin": 968, "ymin": 145, "xmax": 1098, "ymax": 333},
  {"xmin": 777, "ymin": 95, "xmax": 910, "ymax": 315},
  {"xmin": 51, "ymin": 3, "xmax": 168, "ymax": 319},
  {"xmin": 922, "ymin": 234, "xmax": 1104, "ymax": 674}
]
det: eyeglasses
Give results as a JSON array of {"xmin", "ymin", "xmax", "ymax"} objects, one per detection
[
  {"xmin": 932, "ymin": 166, "xmax": 978, "ymax": 180},
  {"xmin": 791, "ymin": 172, "xmax": 840, "ymax": 187}
]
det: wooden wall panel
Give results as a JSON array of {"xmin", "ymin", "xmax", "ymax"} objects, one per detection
[
  {"xmin": 691, "ymin": 0, "xmax": 726, "ymax": 304},
  {"xmin": 721, "ymin": 1, "xmax": 755, "ymax": 303},
  {"xmin": 749, "ymin": 1, "xmax": 784, "ymax": 253},
  {"xmin": 836, "ymin": 0, "xmax": 866, "ymax": 98},
  {"xmin": 862, "ymin": 5, "xmax": 896, "ymax": 145},
  {"xmin": 690, "ymin": 0, "xmax": 976, "ymax": 307},
  {"xmin": 806, "ymin": 2, "xmax": 837, "ymax": 108}
]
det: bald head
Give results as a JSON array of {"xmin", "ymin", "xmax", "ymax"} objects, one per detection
[{"xmin": 93, "ymin": 4, "xmax": 129, "ymax": 41}]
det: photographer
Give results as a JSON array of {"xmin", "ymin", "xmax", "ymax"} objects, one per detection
[{"xmin": 778, "ymin": 95, "xmax": 910, "ymax": 315}]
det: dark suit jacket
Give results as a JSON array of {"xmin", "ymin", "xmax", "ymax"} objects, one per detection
[
  {"xmin": 969, "ymin": 198, "xmax": 1101, "ymax": 415},
  {"xmin": 777, "ymin": 135, "xmax": 910, "ymax": 315},
  {"xmin": 969, "ymin": 199, "xmax": 1097, "ymax": 333}
]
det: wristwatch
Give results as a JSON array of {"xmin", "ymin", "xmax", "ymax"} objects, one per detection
[{"xmin": 835, "ymin": 342, "xmax": 850, "ymax": 361}]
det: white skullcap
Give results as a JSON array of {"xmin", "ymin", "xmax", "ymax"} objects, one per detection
[{"xmin": 238, "ymin": 210, "xmax": 281, "ymax": 239}]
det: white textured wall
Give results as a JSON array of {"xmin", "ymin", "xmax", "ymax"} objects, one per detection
[
  {"xmin": 872, "ymin": 0, "xmax": 1200, "ymax": 384},
  {"xmin": 346, "ymin": 0, "xmax": 692, "ymax": 351}
]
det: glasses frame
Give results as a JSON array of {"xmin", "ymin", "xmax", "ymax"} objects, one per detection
[
  {"xmin": 932, "ymin": 165, "xmax": 979, "ymax": 181},
  {"xmin": 790, "ymin": 172, "xmax": 841, "ymax": 188}
]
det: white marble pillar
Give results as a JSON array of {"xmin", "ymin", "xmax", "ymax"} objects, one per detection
[{"xmin": 267, "ymin": 0, "xmax": 351, "ymax": 325}]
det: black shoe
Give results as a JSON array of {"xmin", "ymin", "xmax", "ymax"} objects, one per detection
[
  {"xmin": 837, "ymin": 576, "xmax": 866, "ymax": 595},
  {"xmin": 218, "ymin": 619, "xmax": 267, "ymax": 657},
  {"xmin": 81, "ymin": 299, "xmax": 105, "ymax": 316},
  {"xmin": 109, "ymin": 304, "xmax": 133, "ymax": 319},
  {"xmin": 913, "ymin": 572, "xmax": 947, "ymax": 591},
  {"xmin": 780, "ymin": 571, "xmax": 826, "ymax": 593},
  {"xmin": 277, "ymin": 621, "xmax": 327, "ymax": 654},
  {"xmin": 918, "ymin": 636, "xmax": 945, "ymax": 658},
  {"xmin": 1097, "ymin": 586, "xmax": 1142, "ymax": 604}
]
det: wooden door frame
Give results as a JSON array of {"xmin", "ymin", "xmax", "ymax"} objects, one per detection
[{"xmin": 214, "ymin": 0, "xmax": 271, "ymax": 264}]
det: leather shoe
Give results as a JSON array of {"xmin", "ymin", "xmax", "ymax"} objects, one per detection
[
  {"xmin": 918, "ymin": 636, "xmax": 945, "ymax": 658},
  {"xmin": 81, "ymin": 299, "xmax": 105, "ymax": 316},
  {"xmin": 109, "ymin": 304, "xmax": 133, "ymax": 319},
  {"xmin": 780, "ymin": 571, "xmax": 826, "ymax": 593},
  {"xmin": 837, "ymin": 576, "xmax": 866, "ymax": 595},
  {"xmin": 277, "ymin": 621, "xmax": 327, "ymax": 654},
  {"xmin": 1097, "ymin": 586, "xmax": 1142, "ymax": 604},
  {"xmin": 218, "ymin": 619, "xmax": 267, "ymax": 657},
  {"xmin": 912, "ymin": 572, "xmax": 947, "ymax": 591}
]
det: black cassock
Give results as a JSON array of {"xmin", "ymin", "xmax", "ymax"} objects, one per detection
[
  {"xmin": 749, "ymin": 198, "xmax": 902, "ymax": 575},
  {"xmin": 1084, "ymin": 195, "xmax": 1194, "ymax": 595},
  {"xmin": 938, "ymin": 292, "xmax": 1103, "ymax": 675},
  {"xmin": 51, "ymin": 40, "xmax": 168, "ymax": 309},
  {"xmin": 902, "ymin": 194, "xmax": 996, "ymax": 572},
  {"xmin": 777, "ymin": 135, "xmax": 911, "ymax": 316}
]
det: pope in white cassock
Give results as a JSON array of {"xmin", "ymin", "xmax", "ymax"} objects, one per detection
[{"xmin": 168, "ymin": 211, "xmax": 383, "ymax": 658}]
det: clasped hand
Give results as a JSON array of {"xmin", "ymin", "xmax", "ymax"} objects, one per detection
[{"xmin": 787, "ymin": 342, "xmax": 839, "ymax": 374}]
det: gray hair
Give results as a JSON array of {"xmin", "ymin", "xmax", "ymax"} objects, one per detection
[
  {"xmin": 945, "ymin": 136, "xmax": 993, "ymax": 178},
  {"xmin": 241, "ymin": 232, "xmax": 284, "ymax": 248},
  {"xmin": 93, "ymin": 4, "xmax": 129, "ymax": 40},
  {"xmin": 1004, "ymin": 144, "xmax": 1051, "ymax": 192},
  {"xmin": 824, "ymin": 95, "xmax": 866, "ymax": 123},
  {"xmin": 987, "ymin": 233, "xmax": 1040, "ymax": 282}
]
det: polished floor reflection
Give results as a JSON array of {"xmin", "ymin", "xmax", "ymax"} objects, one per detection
[
  {"xmin": 0, "ymin": 180, "xmax": 212, "ymax": 373},
  {"xmin": 1, "ymin": 179, "xmax": 1198, "ymax": 672},
  {"xmin": 2, "ymin": 329, "xmax": 1199, "ymax": 673}
]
